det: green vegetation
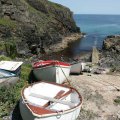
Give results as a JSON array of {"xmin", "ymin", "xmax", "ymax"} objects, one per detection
[
  {"xmin": 0, "ymin": 39, "xmax": 18, "ymax": 59},
  {"xmin": 4, "ymin": 41, "xmax": 17, "ymax": 58},
  {"xmin": 0, "ymin": 42, "xmax": 5, "ymax": 51},
  {"xmin": 0, "ymin": 55, "xmax": 11, "ymax": 61},
  {"xmin": 0, "ymin": 60, "xmax": 31, "ymax": 119},
  {"xmin": 0, "ymin": 18, "xmax": 17, "ymax": 28},
  {"xmin": 114, "ymin": 96, "xmax": 120, "ymax": 105},
  {"xmin": 21, "ymin": 0, "xmax": 39, "ymax": 13},
  {"xmin": 48, "ymin": 0, "xmax": 68, "ymax": 12},
  {"xmin": 21, "ymin": 0, "xmax": 51, "ymax": 34}
]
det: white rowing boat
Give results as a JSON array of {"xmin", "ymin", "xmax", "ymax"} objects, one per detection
[
  {"xmin": 32, "ymin": 60, "xmax": 71, "ymax": 84},
  {"xmin": 20, "ymin": 81, "xmax": 82, "ymax": 120}
]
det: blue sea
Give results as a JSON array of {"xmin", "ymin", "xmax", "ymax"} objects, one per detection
[{"xmin": 67, "ymin": 14, "xmax": 120, "ymax": 57}]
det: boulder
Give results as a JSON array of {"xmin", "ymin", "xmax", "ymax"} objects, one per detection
[{"xmin": 100, "ymin": 35, "xmax": 120, "ymax": 72}]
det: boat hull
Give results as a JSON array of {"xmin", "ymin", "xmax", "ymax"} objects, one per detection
[
  {"xmin": 0, "ymin": 69, "xmax": 19, "ymax": 87},
  {"xmin": 20, "ymin": 82, "xmax": 82, "ymax": 120},
  {"xmin": 0, "ymin": 77, "xmax": 19, "ymax": 87},
  {"xmin": 70, "ymin": 62, "xmax": 82, "ymax": 75},
  {"xmin": 19, "ymin": 98, "xmax": 81, "ymax": 120},
  {"xmin": 33, "ymin": 66, "xmax": 70, "ymax": 84}
]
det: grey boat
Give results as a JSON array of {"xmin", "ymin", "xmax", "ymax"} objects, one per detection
[
  {"xmin": 0, "ymin": 69, "xmax": 19, "ymax": 87},
  {"xmin": 70, "ymin": 62, "xmax": 82, "ymax": 75}
]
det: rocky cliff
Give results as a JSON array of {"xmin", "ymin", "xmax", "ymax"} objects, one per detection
[
  {"xmin": 100, "ymin": 35, "xmax": 120, "ymax": 72},
  {"xmin": 103, "ymin": 35, "xmax": 120, "ymax": 53},
  {"xmin": 0, "ymin": 0, "xmax": 81, "ymax": 57}
]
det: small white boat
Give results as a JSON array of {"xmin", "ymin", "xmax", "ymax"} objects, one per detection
[
  {"xmin": 19, "ymin": 81, "xmax": 82, "ymax": 120},
  {"xmin": 32, "ymin": 60, "xmax": 71, "ymax": 84},
  {"xmin": 0, "ymin": 69, "xmax": 19, "ymax": 87},
  {"xmin": 0, "ymin": 61, "xmax": 23, "ymax": 76},
  {"xmin": 70, "ymin": 62, "xmax": 82, "ymax": 75}
]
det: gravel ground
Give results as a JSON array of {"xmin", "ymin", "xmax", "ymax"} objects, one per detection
[
  {"xmin": 7, "ymin": 73, "xmax": 120, "ymax": 120},
  {"xmin": 69, "ymin": 73, "xmax": 120, "ymax": 120}
]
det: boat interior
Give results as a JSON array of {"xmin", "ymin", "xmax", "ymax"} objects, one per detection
[
  {"xmin": 23, "ymin": 82, "xmax": 81, "ymax": 115},
  {"xmin": 0, "ymin": 69, "xmax": 15, "ymax": 78}
]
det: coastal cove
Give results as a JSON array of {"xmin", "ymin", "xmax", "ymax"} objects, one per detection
[
  {"xmin": 0, "ymin": 0, "xmax": 120, "ymax": 120},
  {"xmin": 41, "ymin": 14, "xmax": 120, "ymax": 61},
  {"xmin": 61, "ymin": 14, "xmax": 120, "ymax": 59}
]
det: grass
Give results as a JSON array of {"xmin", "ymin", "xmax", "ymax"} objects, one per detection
[
  {"xmin": 0, "ymin": 18, "xmax": 17, "ymax": 28},
  {"xmin": 20, "ymin": 0, "xmax": 39, "ymax": 13},
  {"xmin": 18, "ymin": 0, "xmax": 69, "ymax": 35},
  {"xmin": 0, "ymin": 59, "xmax": 32, "ymax": 119},
  {"xmin": 0, "ymin": 39, "xmax": 18, "ymax": 58},
  {"xmin": 21, "ymin": 0, "xmax": 50, "ymax": 33},
  {"xmin": 0, "ymin": 55, "xmax": 11, "ymax": 61},
  {"xmin": 0, "ymin": 42, "xmax": 5, "ymax": 51},
  {"xmin": 114, "ymin": 96, "xmax": 120, "ymax": 105}
]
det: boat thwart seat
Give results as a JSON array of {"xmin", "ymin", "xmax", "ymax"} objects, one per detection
[{"xmin": 29, "ymin": 93, "xmax": 76, "ymax": 107}]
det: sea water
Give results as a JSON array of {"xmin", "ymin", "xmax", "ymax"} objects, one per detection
[
  {"xmin": 41, "ymin": 14, "xmax": 120, "ymax": 61},
  {"xmin": 67, "ymin": 14, "xmax": 120, "ymax": 57}
]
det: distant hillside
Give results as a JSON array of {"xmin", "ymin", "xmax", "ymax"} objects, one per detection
[{"xmin": 0, "ymin": 0, "xmax": 80, "ymax": 57}]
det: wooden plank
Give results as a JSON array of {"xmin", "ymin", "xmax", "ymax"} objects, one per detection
[
  {"xmin": 60, "ymin": 89, "xmax": 72, "ymax": 98},
  {"xmin": 46, "ymin": 89, "xmax": 73, "ymax": 109},
  {"xmin": 43, "ymin": 90, "xmax": 65, "ymax": 107},
  {"xmin": 30, "ymin": 93, "xmax": 75, "ymax": 107},
  {"xmin": 28, "ymin": 104, "xmax": 56, "ymax": 115}
]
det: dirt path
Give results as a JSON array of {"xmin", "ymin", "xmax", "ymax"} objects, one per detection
[{"xmin": 68, "ymin": 73, "xmax": 120, "ymax": 120}]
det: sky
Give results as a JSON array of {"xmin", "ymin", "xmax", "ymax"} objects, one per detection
[{"xmin": 49, "ymin": 0, "xmax": 120, "ymax": 15}]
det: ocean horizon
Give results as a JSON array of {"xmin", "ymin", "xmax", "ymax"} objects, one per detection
[{"xmin": 74, "ymin": 14, "xmax": 120, "ymax": 16}]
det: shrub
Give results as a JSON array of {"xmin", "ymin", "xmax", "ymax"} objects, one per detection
[
  {"xmin": 114, "ymin": 96, "xmax": 120, "ymax": 105},
  {"xmin": 0, "ymin": 55, "xmax": 11, "ymax": 61},
  {"xmin": 0, "ymin": 63, "xmax": 31, "ymax": 118},
  {"xmin": 0, "ymin": 18, "xmax": 16, "ymax": 28}
]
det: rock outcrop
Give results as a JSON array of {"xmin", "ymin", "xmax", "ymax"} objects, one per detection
[
  {"xmin": 0, "ymin": 0, "xmax": 81, "ymax": 56},
  {"xmin": 100, "ymin": 35, "xmax": 120, "ymax": 72},
  {"xmin": 103, "ymin": 35, "xmax": 120, "ymax": 53}
]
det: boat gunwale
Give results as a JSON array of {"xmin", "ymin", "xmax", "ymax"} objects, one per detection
[
  {"xmin": 33, "ymin": 65, "xmax": 71, "ymax": 71},
  {"xmin": 33, "ymin": 60, "xmax": 71, "ymax": 69},
  {"xmin": 21, "ymin": 81, "xmax": 82, "ymax": 118},
  {"xmin": 0, "ymin": 69, "xmax": 16, "ymax": 79}
]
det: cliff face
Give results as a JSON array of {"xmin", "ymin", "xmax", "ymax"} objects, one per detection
[
  {"xmin": 100, "ymin": 35, "xmax": 120, "ymax": 72},
  {"xmin": 0, "ymin": 0, "xmax": 80, "ymax": 56},
  {"xmin": 103, "ymin": 35, "xmax": 120, "ymax": 53}
]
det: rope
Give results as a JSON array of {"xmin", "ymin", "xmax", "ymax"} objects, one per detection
[
  {"xmin": 88, "ymin": 74, "xmax": 120, "ymax": 91},
  {"xmin": 57, "ymin": 61, "xmax": 71, "ymax": 86},
  {"xmin": 97, "ymin": 75, "xmax": 120, "ymax": 91}
]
